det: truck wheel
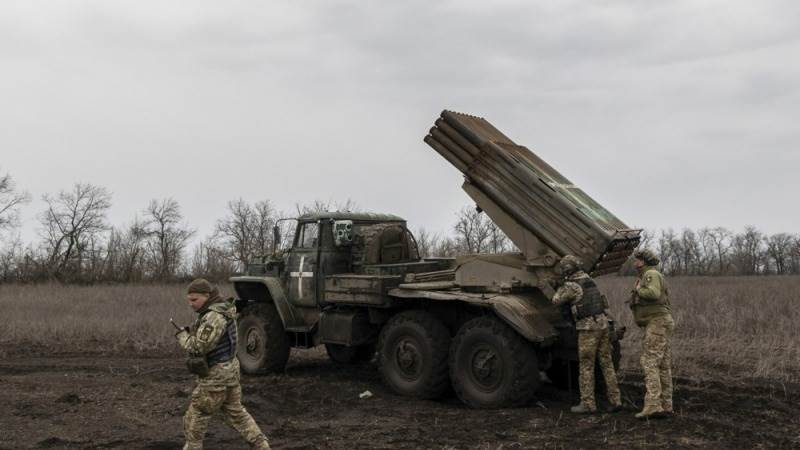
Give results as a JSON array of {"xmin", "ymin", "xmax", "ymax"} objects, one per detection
[
  {"xmin": 326, "ymin": 343, "xmax": 376, "ymax": 364},
  {"xmin": 378, "ymin": 310, "xmax": 450, "ymax": 399},
  {"xmin": 237, "ymin": 303, "xmax": 290, "ymax": 374},
  {"xmin": 450, "ymin": 316, "xmax": 539, "ymax": 408}
]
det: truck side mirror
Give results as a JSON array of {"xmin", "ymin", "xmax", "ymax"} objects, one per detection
[
  {"xmin": 272, "ymin": 225, "xmax": 281, "ymax": 254},
  {"xmin": 333, "ymin": 220, "xmax": 353, "ymax": 247}
]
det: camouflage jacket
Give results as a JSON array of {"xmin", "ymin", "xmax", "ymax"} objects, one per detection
[
  {"xmin": 176, "ymin": 296, "xmax": 241, "ymax": 387},
  {"xmin": 551, "ymin": 271, "xmax": 608, "ymax": 331},
  {"xmin": 631, "ymin": 266, "xmax": 671, "ymax": 327}
]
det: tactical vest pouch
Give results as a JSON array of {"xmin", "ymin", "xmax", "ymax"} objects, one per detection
[
  {"xmin": 574, "ymin": 300, "xmax": 606, "ymax": 320},
  {"xmin": 187, "ymin": 355, "xmax": 210, "ymax": 377}
]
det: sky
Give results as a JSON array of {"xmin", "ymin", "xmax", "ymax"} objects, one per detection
[{"xmin": 2, "ymin": 0, "xmax": 799, "ymax": 247}]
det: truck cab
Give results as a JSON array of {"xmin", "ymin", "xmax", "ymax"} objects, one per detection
[{"xmin": 231, "ymin": 212, "xmax": 426, "ymax": 371}]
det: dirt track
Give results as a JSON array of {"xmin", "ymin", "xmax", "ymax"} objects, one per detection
[{"xmin": 1, "ymin": 353, "xmax": 798, "ymax": 449}]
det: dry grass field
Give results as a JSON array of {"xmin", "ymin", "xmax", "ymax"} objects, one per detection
[
  {"xmin": 1, "ymin": 277, "xmax": 798, "ymax": 382},
  {"xmin": 598, "ymin": 276, "xmax": 800, "ymax": 383},
  {"xmin": 1, "ymin": 277, "xmax": 799, "ymax": 449}
]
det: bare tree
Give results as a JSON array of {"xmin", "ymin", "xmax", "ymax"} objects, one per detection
[
  {"xmin": 144, "ymin": 198, "xmax": 195, "ymax": 281},
  {"xmin": 104, "ymin": 219, "xmax": 148, "ymax": 282},
  {"xmin": 765, "ymin": 233, "xmax": 793, "ymax": 275},
  {"xmin": 487, "ymin": 221, "xmax": 512, "ymax": 253},
  {"xmin": 251, "ymin": 200, "xmax": 276, "ymax": 257},
  {"xmin": 414, "ymin": 227, "xmax": 441, "ymax": 258},
  {"xmin": 189, "ymin": 236, "xmax": 236, "ymax": 281},
  {"xmin": 656, "ymin": 229, "xmax": 680, "ymax": 275},
  {"xmin": 453, "ymin": 206, "xmax": 491, "ymax": 254},
  {"xmin": 730, "ymin": 226, "xmax": 764, "ymax": 275},
  {"xmin": 0, "ymin": 170, "xmax": 31, "ymax": 231},
  {"xmin": 40, "ymin": 183, "xmax": 112, "ymax": 281},
  {"xmin": 680, "ymin": 229, "xmax": 702, "ymax": 275},
  {"xmin": 216, "ymin": 199, "xmax": 255, "ymax": 268},
  {"xmin": 791, "ymin": 236, "xmax": 800, "ymax": 275},
  {"xmin": 215, "ymin": 199, "xmax": 278, "ymax": 270},
  {"xmin": 703, "ymin": 227, "xmax": 732, "ymax": 274}
]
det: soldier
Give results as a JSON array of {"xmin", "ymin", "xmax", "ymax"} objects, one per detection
[
  {"xmin": 175, "ymin": 278, "xmax": 271, "ymax": 450},
  {"xmin": 552, "ymin": 255, "xmax": 622, "ymax": 414},
  {"xmin": 629, "ymin": 249, "xmax": 674, "ymax": 419}
]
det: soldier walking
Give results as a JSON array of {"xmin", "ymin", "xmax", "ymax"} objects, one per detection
[
  {"xmin": 175, "ymin": 279, "xmax": 271, "ymax": 450},
  {"xmin": 552, "ymin": 255, "xmax": 622, "ymax": 414},
  {"xmin": 629, "ymin": 249, "xmax": 674, "ymax": 419}
]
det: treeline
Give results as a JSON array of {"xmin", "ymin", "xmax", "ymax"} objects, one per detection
[
  {"xmin": 0, "ymin": 171, "xmax": 798, "ymax": 283},
  {"xmin": 636, "ymin": 227, "xmax": 800, "ymax": 276}
]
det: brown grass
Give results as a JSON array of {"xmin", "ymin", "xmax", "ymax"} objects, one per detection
[
  {"xmin": 0, "ymin": 283, "xmax": 201, "ymax": 356},
  {"xmin": 598, "ymin": 276, "xmax": 800, "ymax": 382},
  {"xmin": 1, "ymin": 277, "xmax": 798, "ymax": 382}
]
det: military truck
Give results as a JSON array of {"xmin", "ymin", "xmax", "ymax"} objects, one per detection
[{"xmin": 231, "ymin": 111, "xmax": 640, "ymax": 408}]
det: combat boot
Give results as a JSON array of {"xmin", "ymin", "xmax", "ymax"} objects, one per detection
[
  {"xmin": 635, "ymin": 402, "xmax": 664, "ymax": 420},
  {"xmin": 570, "ymin": 403, "xmax": 596, "ymax": 414}
]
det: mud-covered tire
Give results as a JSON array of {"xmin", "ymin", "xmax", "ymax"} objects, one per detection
[
  {"xmin": 326, "ymin": 343, "xmax": 376, "ymax": 364},
  {"xmin": 378, "ymin": 310, "xmax": 451, "ymax": 399},
  {"xmin": 450, "ymin": 316, "xmax": 539, "ymax": 408},
  {"xmin": 237, "ymin": 303, "xmax": 290, "ymax": 374}
]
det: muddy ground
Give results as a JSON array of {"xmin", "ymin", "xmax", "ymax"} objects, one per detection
[{"xmin": 1, "ymin": 352, "xmax": 798, "ymax": 450}]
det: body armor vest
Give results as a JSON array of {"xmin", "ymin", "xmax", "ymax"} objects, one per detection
[
  {"xmin": 206, "ymin": 318, "xmax": 238, "ymax": 366},
  {"xmin": 573, "ymin": 277, "xmax": 606, "ymax": 320}
]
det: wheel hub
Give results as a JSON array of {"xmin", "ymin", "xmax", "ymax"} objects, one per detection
[
  {"xmin": 245, "ymin": 328, "xmax": 261, "ymax": 355},
  {"xmin": 395, "ymin": 339, "xmax": 422, "ymax": 378},
  {"xmin": 469, "ymin": 345, "xmax": 502, "ymax": 390}
]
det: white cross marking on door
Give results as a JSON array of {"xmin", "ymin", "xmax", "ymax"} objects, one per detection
[{"xmin": 289, "ymin": 255, "xmax": 314, "ymax": 298}]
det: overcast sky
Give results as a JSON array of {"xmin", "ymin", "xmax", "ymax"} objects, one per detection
[{"xmin": 2, "ymin": 0, "xmax": 799, "ymax": 247}]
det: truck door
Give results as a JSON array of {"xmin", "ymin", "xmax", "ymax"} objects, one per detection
[{"xmin": 287, "ymin": 221, "xmax": 319, "ymax": 307}]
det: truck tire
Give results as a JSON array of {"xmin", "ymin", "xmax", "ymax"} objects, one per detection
[
  {"xmin": 237, "ymin": 303, "xmax": 290, "ymax": 374},
  {"xmin": 450, "ymin": 316, "xmax": 539, "ymax": 408},
  {"xmin": 378, "ymin": 310, "xmax": 451, "ymax": 399},
  {"xmin": 325, "ymin": 343, "xmax": 376, "ymax": 364}
]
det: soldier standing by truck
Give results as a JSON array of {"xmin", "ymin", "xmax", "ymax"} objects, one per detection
[
  {"xmin": 175, "ymin": 279, "xmax": 271, "ymax": 450},
  {"xmin": 629, "ymin": 249, "xmax": 674, "ymax": 419},
  {"xmin": 551, "ymin": 255, "xmax": 622, "ymax": 414}
]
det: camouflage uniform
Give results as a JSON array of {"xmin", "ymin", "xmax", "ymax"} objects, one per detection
[
  {"xmin": 630, "ymin": 250, "xmax": 674, "ymax": 418},
  {"xmin": 176, "ymin": 293, "xmax": 270, "ymax": 450},
  {"xmin": 552, "ymin": 265, "xmax": 621, "ymax": 412}
]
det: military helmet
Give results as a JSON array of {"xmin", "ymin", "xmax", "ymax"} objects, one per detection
[
  {"xmin": 556, "ymin": 254, "xmax": 583, "ymax": 276},
  {"xmin": 633, "ymin": 248, "xmax": 660, "ymax": 266}
]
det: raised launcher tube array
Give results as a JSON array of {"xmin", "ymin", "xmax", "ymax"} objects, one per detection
[{"xmin": 424, "ymin": 110, "xmax": 640, "ymax": 276}]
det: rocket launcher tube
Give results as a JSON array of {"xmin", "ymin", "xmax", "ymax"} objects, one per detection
[{"xmin": 425, "ymin": 110, "xmax": 641, "ymax": 273}]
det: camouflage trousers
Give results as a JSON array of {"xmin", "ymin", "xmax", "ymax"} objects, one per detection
[
  {"xmin": 578, "ymin": 328, "xmax": 621, "ymax": 410},
  {"xmin": 640, "ymin": 314, "xmax": 674, "ymax": 411},
  {"xmin": 183, "ymin": 384, "xmax": 269, "ymax": 450}
]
